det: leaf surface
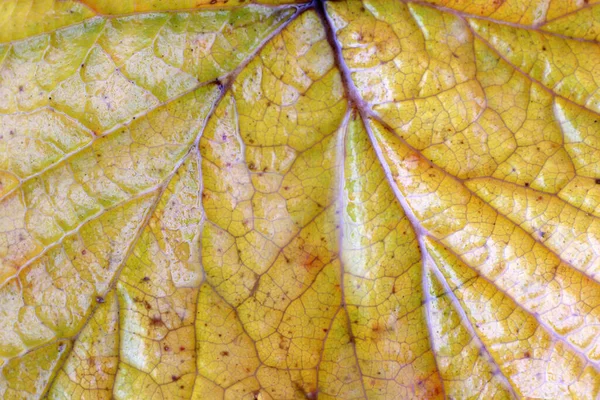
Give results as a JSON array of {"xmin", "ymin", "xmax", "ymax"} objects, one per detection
[{"xmin": 2, "ymin": 0, "xmax": 600, "ymax": 398}]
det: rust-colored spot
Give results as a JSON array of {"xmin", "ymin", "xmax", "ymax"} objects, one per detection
[
  {"xmin": 300, "ymin": 252, "xmax": 321, "ymax": 272},
  {"xmin": 371, "ymin": 321, "xmax": 382, "ymax": 333},
  {"xmin": 403, "ymin": 151, "xmax": 423, "ymax": 171}
]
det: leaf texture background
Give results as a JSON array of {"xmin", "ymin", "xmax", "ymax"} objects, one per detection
[{"xmin": 1, "ymin": 0, "xmax": 600, "ymax": 398}]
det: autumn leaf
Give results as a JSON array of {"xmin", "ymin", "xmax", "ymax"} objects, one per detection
[{"xmin": 1, "ymin": 0, "xmax": 600, "ymax": 398}]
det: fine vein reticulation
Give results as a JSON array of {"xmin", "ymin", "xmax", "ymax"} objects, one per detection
[{"xmin": 2, "ymin": 0, "xmax": 600, "ymax": 398}]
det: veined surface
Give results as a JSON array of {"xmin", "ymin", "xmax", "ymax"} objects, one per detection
[{"xmin": 1, "ymin": 0, "xmax": 600, "ymax": 398}]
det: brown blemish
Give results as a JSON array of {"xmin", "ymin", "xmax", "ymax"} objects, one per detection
[
  {"xmin": 300, "ymin": 253, "xmax": 320, "ymax": 272},
  {"xmin": 278, "ymin": 336, "xmax": 289, "ymax": 350},
  {"xmin": 403, "ymin": 151, "xmax": 422, "ymax": 171},
  {"xmin": 371, "ymin": 321, "xmax": 382, "ymax": 333}
]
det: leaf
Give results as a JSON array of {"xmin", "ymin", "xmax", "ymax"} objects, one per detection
[{"xmin": 2, "ymin": 0, "xmax": 600, "ymax": 398}]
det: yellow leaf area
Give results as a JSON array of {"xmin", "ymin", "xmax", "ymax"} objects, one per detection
[{"xmin": 2, "ymin": 0, "xmax": 600, "ymax": 398}]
